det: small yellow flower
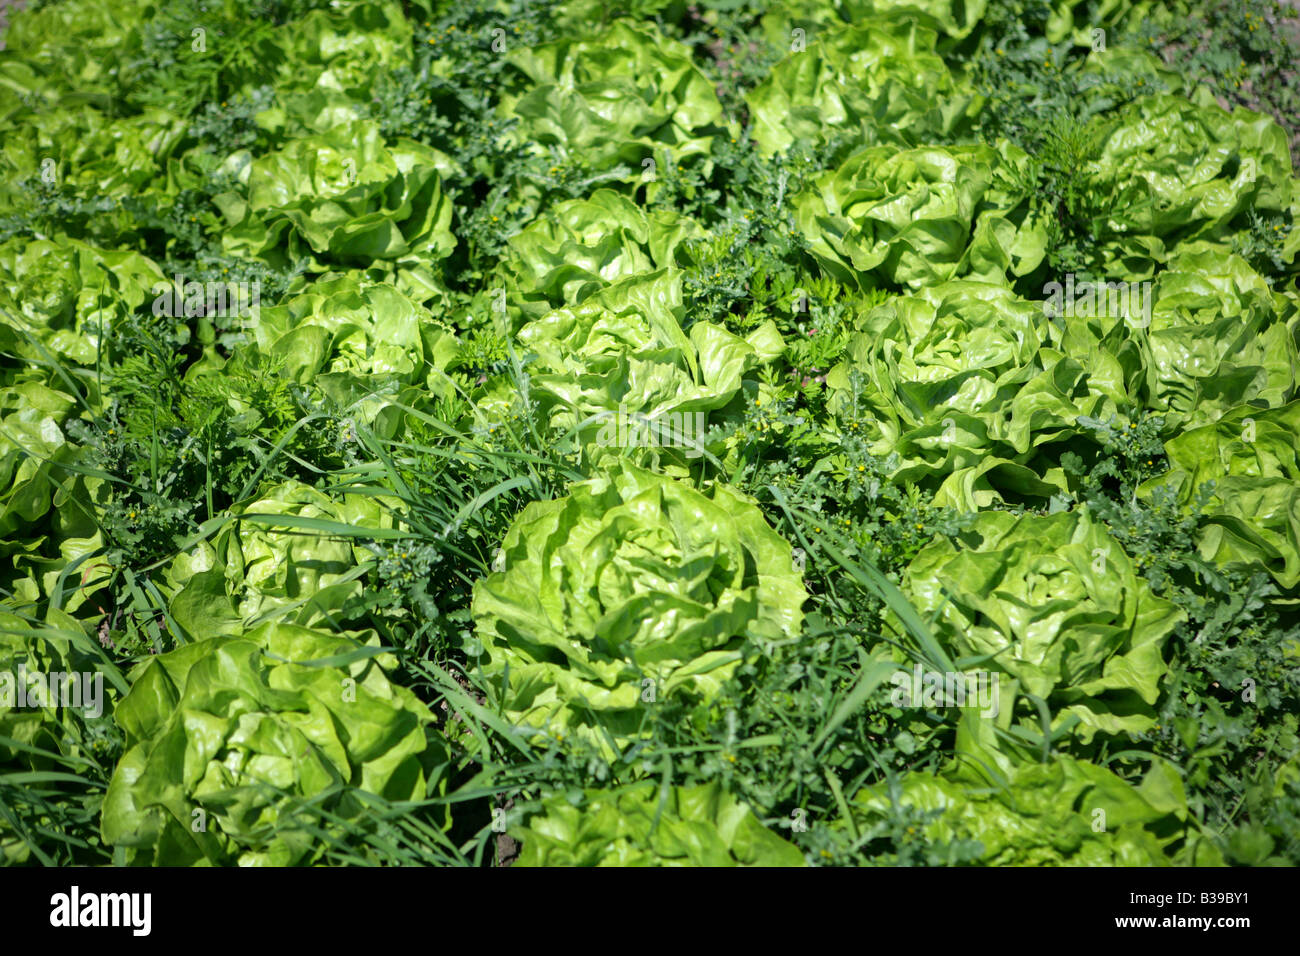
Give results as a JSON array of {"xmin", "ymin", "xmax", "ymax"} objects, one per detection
[
  {"xmin": 996, "ymin": 48, "xmax": 1004, "ymax": 56},
  {"xmin": 857, "ymin": 465, "xmax": 865, "ymax": 472}
]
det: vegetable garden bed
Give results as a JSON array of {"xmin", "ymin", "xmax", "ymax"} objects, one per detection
[{"xmin": 1, "ymin": 0, "xmax": 1298, "ymax": 867}]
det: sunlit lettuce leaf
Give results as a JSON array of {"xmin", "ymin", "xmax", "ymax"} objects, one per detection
[
  {"xmin": 471, "ymin": 461, "xmax": 806, "ymax": 745},
  {"xmin": 0, "ymin": 236, "xmax": 166, "ymax": 366},
  {"xmin": 221, "ymin": 119, "xmax": 455, "ymax": 269},
  {"xmin": 251, "ymin": 272, "xmax": 461, "ymax": 408},
  {"xmin": 518, "ymin": 269, "xmax": 781, "ymax": 470},
  {"xmin": 1136, "ymin": 249, "xmax": 1298, "ymax": 430},
  {"xmin": 513, "ymin": 780, "xmax": 805, "ymax": 866},
  {"xmin": 0, "ymin": 607, "xmax": 121, "ymax": 864},
  {"xmin": 828, "ymin": 280, "xmax": 1116, "ymax": 508},
  {"xmin": 505, "ymin": 188, "xmax": 703, "ymax": 318},
  {"xmin": 1087, "ymin": 93, "xmax": 1296, "ymax": 275},
  {"xmin": 497, "ymin": 20, "xmax": 724, "ymax": 203},
  {"xmin": 849, "ymin": 756, "xmax": 1222, "ymax": 865},
  {"xmin": 747, "ymin": 17, "xmax": 980, "ymax": 157},
  {"xmin": 793, "ymin": 143, "xmax": 1047, "ymax": 291},
  {"xmin": 163, "ymin": 481, "xmax": 392, "ymax": 638},
  {"xmin": 1140, "ymin": 402, "xmax": 1300, "ymax": 589},
  {"xmin": 901, "ymin": 507, "xmax": 1182, "ymax": 744},
  {"xmin": 100, "ymin": 620, "xmax": 433, "ymax": 865}
]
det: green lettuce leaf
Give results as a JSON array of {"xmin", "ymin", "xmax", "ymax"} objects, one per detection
[
  {"xmin": 747, "ymin": 17, "xmax": 980, "ymax": 157},
  {"xmin": 900, "ymin": 507, "xmax": 1182, "ymax": 746},
  {"xmin": 497, "ymin": 20, "xmax": 724, "ymax": 202},
  {"xmin": 100, "ymin": 620, "xmax": 433, "ymax": 865},
  {"xmin": 221, "ymin": 119, "xmax": 455, "ymax": 270},
  {"xmin": 471, "ymin": 462, "xmax": 807, "ymax": 744},
  {"xmin": 513, "ymin": 780, "xmax": 805, "ymax": 866},
  {"xmin": 793, "ymin": 143, "xmax": 1047, "ymax": 290},
  {"xmin": 1140, "ymin": 402, "xmax": 1300, "ymax": 589},
  {"xmin": 517, "ymin": 269, "xmax": 780, "ymax": 470},
  {"xmin": 505, "ymin": 188, "xmax": 703, "ymax": 318},
  {"xmin": 164, "ymin": 480, "xmax": 392, "ymax": 638},
  {"xmin": 827, "ymin": 280, "xmax": 1118, "ymax": 509},
  {"xmin": 0, "ymin": 607, "xmax": 122, "ymax": 864},
  {"xmin": 850, "ymin": 756, "xmax": 1222, "ymax": 865}
]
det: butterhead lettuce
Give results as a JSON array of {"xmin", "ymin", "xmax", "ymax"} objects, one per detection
[{"xmin": 471, "ymin": 462, "xmax": 807, "ymax": 743}]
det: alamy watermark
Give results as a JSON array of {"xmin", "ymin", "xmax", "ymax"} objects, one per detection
[
  {"xmin": 593, "ymin": 405, "xmax": 707, "ymax": 458},
  {"xmin": 1042, "ymin": 274, "xmax": 1153, "ymax": 328},
  {"xmin": 152, "ymin": 274, "xmax": 261, "ymax": 322},
  {"xmin": 50, "ymin": 886, "xmax": 150, "ymax": 936},
  {"xmin": 0, "ymin": 663, "xmax": 104, "ymax": 718},
  {"xmin": 890, "ymin": 664, "xmax": 999, "ymax": 718}
]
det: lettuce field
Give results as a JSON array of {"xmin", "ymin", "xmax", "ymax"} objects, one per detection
[{"xmin": 1, "ymin": 0, "xmax": 1299, "ymax": 868}]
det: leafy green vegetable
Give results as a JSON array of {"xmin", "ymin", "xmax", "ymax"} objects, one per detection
[
  {"xmin": 747, "ymin": 17, "xmax": 980, "ymax": 157},
  {"xmin": 100, "ymin": 620, "xmax": 434, "ymax": 865},
  {"xmin": 472, "ymin": 461, "xmax": 806, "ymax": 743},
  {"xmin": 498, "ymin": 20, "xmax": 725, "ymax": 194},
  {"xmin": 1142, "ymin": 402, "xmax": 1300, "ymax": 589},
  {"xmin": 221, "ymin": 119, "xmax": 456, "ymax": 279},
  {"xmin": 0, "ymin": 608, "xmax": 123, "ymax": 865},
  {"xmin": 901, "ymin": 507, "xmax": 1183, "ymax": 749},
  {"xmin": 1, "ymin": 0, "xmax": 1296, "ymax": 869},
  {"xmin": 517, "ymin": 269, "xmax": 783, "ymax": 470},
  {"xmin": 794, "ymin": 143, "xmax": 1047, "ymax": 290},
  {"xmin": 513, "ymin": 780, "xmax": 805, "ymax": 866},
  {"xmin": 505, "ymin": 188, "xmax": 702, "ymax": 317},
  {"xmin": 849, "ymin": 756, "xmax": 1222, "ymax": 866}
]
